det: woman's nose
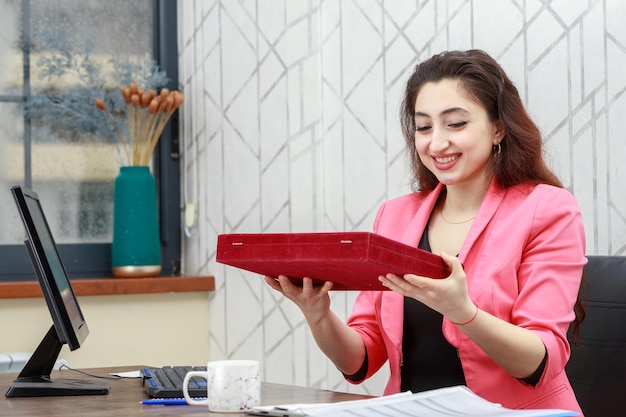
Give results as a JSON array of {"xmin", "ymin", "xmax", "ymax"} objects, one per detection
[{"xmin": 429, "ymin": 127, "xmax": 449, "ymax": 152}]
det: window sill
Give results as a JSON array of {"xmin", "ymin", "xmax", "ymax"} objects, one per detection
[{"xmin": 0, "ymin": 276, "xmax": 215, "ymax": 299}]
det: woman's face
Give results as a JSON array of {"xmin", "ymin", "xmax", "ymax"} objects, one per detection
[{"xmin": 413, "ymin": 79, "xmax": 504, "ymax": 189}]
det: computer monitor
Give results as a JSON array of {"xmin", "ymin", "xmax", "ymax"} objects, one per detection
[{"xmin": 5, "ymin": 185, "xmax": 109, "ymax": 397}]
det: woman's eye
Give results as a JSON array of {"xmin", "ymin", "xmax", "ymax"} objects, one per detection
[
  {"xmin": 448, "ymin": 121, "xmax": 467, "ymax": 128},
  {"xmin": 415, "ymin": 125, "xmax": 431, "ymax": 132}
]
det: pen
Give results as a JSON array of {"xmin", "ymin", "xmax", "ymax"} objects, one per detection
[{"xmin": 141, "ymin": 398, "xmax": 195, "ymax": 406}]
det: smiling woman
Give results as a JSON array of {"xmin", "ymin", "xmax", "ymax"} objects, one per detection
[
  {"xmin": 264, "ymin": 49, "xmax": 586, "ymax": 414},
  {"xmin": 0, "ymin": 0, "xmax": 181, "ymax": 282}
]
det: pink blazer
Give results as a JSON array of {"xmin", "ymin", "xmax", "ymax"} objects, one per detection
[{"xmin": 346, "ymin": 181, "xmax": 586, "ymax": 413}]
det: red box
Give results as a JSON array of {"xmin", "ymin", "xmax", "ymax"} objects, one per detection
[{"xmin": 216, "ymin": 232, "xmax": 449, "ymax": 290}]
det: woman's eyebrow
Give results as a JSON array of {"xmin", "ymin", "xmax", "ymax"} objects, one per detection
[{"xmin": 414, "ymin": 107, "xmax": 470, "ymax": 118}]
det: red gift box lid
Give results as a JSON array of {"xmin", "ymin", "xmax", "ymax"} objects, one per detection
[{"xmin": 216, "ymin": 232, "xmax": 449, "ymax": 290}]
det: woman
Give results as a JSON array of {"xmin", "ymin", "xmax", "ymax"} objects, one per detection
[{"xmin": 265, "ymin": 50, "xmax": 586, "ymax": 413}]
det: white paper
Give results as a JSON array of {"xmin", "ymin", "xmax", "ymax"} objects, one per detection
[
  {"xmin": 109, "ymin": 370, "xmax": 141, "ymax": 378},
  {"xmin": 249, "ymin": 386, "xmax": 580, "ymax": 417},
  {"xmin": 250, "ymin": 392, "xmax": 413, "ymax": 416}
]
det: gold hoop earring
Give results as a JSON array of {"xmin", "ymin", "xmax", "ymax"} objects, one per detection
[{"xmin": 494, "ymin": 142, "xmax": 501, "ymax": 154}]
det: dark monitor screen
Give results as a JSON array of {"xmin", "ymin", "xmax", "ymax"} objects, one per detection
[
  {"xmin": 5, "ymin": 185, "xmax": 109, "ymax": 397},
  {"xmin": 18, "ymin": 187, "xmax": 88, "ymax": 349}
]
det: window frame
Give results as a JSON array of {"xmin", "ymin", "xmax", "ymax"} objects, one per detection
[{"xmin": 0, "ymin": 0, "xmax": 181, "ymax": 282}]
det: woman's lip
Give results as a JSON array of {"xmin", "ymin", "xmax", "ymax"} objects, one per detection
[
  {"xmin": 433, "ymin": 155, "xmax": 459, "ymax": 164},
  {"xmin": 432, "ymin": 154, "xmax": 460, "ymax": 169}
]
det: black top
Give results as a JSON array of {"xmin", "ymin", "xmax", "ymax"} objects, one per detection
[{"xmin": 400, "ymin": 226, "xmax": 466, "ymax": 392}]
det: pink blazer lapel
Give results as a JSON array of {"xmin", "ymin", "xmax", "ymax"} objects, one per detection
[
  {"xmin": 457, "ymin": 180, "xmax": 507, "ymax": 263},
  {"xmin": 399, "ymin": 183, "xmax": 445, "ymax": 248}
]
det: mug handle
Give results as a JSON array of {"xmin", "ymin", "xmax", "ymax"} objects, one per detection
[{"xmin": 183, "ymin": 371, "xmax": 209, "ymax": 406}]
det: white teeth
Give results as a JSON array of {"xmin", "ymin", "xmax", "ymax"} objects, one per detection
[{"xmin": 434, "ymin": 155, "xmax": 458, "ymax": 163}]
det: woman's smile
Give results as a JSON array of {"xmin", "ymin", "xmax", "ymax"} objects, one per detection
[{"xmin": 432, "ymin": 154, "xmax": 460, "ymax": 169}]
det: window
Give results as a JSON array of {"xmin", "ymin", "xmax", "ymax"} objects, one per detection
[{"xmin": 0, "ymin": 0, "xmax": 180, "ymax": 281}]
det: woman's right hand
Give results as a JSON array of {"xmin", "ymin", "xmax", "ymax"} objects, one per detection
[{"xmin": 264, "ymin": 275, "xmax": 334, "ymax": 325}]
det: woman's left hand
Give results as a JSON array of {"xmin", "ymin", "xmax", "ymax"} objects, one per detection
[{"xmin": 378, "ymin": 251, "xmax": 477, "ymax": 324}]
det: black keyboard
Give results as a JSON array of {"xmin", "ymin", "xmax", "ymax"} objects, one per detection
[{"xmin": 141, "ymin": 366, "xmax": 207, "ymax": 398}]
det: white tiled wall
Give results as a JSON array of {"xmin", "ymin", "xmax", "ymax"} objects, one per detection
[{"xmin": 177, "ymin": 0, "xmax": 626, "ymax": 395}]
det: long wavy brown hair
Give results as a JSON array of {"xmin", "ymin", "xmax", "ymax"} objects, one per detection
[{"xmin": 399, "ymin": 49, "xmax": 585, "ymax": 334}]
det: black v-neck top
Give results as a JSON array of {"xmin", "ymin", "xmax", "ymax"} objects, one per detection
[{"xmin": 400, "ymin": 225, "xmax": 466, "ymax": 392}]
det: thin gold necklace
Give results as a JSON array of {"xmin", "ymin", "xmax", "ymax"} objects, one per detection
[{"xmin": 440, "ymin": 209, "xmax": 476, "ymax": 225}]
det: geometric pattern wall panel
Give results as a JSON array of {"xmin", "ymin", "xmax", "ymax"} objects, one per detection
[{"xmin": 178, "ymin": 0, "xmax": 626, "ymax": 397}]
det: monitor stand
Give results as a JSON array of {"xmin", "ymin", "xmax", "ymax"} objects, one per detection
[{"xmin": 5, "ymin": 326, "xmax": 109, "ymax": 397}]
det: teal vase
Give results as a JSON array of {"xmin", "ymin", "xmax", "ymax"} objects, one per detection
[{"xmin": 111, "ymin": 166, "xmax": 161, "ymax": 277}]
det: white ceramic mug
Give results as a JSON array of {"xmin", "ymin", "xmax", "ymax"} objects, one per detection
[{"xmin": 183, "ymin": 360, "xmax": 261, "ymax": 412}]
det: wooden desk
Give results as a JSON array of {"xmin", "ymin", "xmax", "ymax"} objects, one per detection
[{"xmin": 0, "ymin": 366, "xmax": 372, "ymax": 416}]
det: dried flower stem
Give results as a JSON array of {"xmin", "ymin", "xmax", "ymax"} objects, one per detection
[
  {"xmin": 98, "ymin": 83, "xmax": 184, "ymax": 166},
  {"xmin": 95, "ymin": 98, "xmax": 130, "ymax": 163}
]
